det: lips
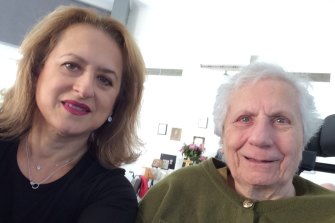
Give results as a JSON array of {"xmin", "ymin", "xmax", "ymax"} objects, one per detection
[
  {"xmin": 62, "ymin": 100, "xmax": 91, "ymax": 116},
  {"xmin": 244, "ymin": 156, "xmax": 277, "ymax": 163}
]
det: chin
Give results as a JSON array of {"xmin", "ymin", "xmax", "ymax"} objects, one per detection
[
  {"xmin": 55, "ymin": 126, "xmax": 90, "ymax": 138},
  {"xmin": 243, "ymin": 174, "xmax": 278, "ymax": 186}
]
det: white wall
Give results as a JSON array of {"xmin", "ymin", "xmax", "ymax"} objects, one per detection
[
  {"xmin": 0, "ymin": 43, "xmax": 19, "ymax": 92},
  {"xmin": 129, "ymin": 0, "xmax": 335, "ymax": 69},
  {"xmin": 123, "ymin": 66, "xmax": 226, "ymax": 178},
  {"xmin": 124, "ymin": 0, "xmax": 335, "ymax": 184},
  {"xmin": 2, "ymin": 0, "xmax": 335, "ymax": 185}
]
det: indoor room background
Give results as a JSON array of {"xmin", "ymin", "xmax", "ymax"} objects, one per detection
[{"xmin": 1, "ymin": 0, "xmax": 335, "ymax": 185}]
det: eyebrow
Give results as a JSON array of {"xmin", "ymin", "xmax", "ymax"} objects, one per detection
[
  {"xmin": 60, "ymin": 53, "xmax": 119, "ymax": 79},
  {"xmin": 97, "ymin": 67, "xmax": 118, "ymax": 77},
  {"xmin": 232, "ymin": 109, "xmax": 293, "ymax": 119}
]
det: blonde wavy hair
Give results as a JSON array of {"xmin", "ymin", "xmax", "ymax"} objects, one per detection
[{"xmin": 0, "ymin": 6, "xmax": 146, "ymax": 167}]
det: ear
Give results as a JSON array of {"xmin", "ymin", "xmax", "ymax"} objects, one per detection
[{"xmin": 32, "ymin": 64, "xmax": 42, "ymax": 79}]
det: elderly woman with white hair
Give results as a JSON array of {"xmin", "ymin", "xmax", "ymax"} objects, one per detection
[{"xmin": 136, "ymin": 62, "xmax": 335, "ymax": 223}]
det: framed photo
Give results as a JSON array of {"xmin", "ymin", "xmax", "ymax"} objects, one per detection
[
  {"xmin": 170, "ymin": 128, "xmax": 182, "ymax": 141},
  {"xmin": 157, "ymin": 123, "xmax": 168, "ymax": 135},
  {"xmin": 198, "ymin": 117, "xmax": 208, "ymax": 129},
  {"xmin": 151, "ymin": 159, "xmax": 163, "ymax": 168},
  {"xmin": 160, "ymin": 153, "xmax": 177, "ymax": 169},
  {"xmin": 161, "ymin": 160, "xmax": 169, "ymax": 170},
  {"xmin": 193, "ymin": 136, "xmax": 205, "ymax": 145}
]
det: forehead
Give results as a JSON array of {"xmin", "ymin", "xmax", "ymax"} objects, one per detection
[
  {"xmin": 59, "ymin": 23, "xmax": 105, "ymax": 41},
  {"xmin": 46, "ymin": 23, "xmax": 111, "ymax": 58},
  {"xmin": 228, "ymin": 78, "xmax": 300, "ymax": 114},
  {"xmin": 53, "ymin": 23, "xmax": 121, "ymax": 57}
]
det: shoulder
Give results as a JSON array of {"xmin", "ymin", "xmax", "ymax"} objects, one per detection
[
  {"xmin": 137, "ymin": 159, "xmax": 228, "ymax": 222},
  {"xmin": 163, "ymin": 158, "xmax": 225, "ymax": 184},
  {"xmin": 0, "ymin": 138, "xmax": 18, "ymax": 148},
  {"xmin": 158, "ymin": 159, "xmax": 214, "ymax": 185},
  {"xmin": 0, "ymin": 138, "xmax": 18, "ymax": 158},
  {"xmin": 146, "ymin": 158, "xmax": 222, "ymax": 190},
  {"xmin": 79, "ymin": 154, "xmax": 135, "ymax": 197},
  {"xmin": 294, "ymin": 174, "xmax": 335, "ymax": 196},
  {"xmin": 139, "ymin": 158, "xmax": 222, "ymax": 205},
  {"xmin": 76, "ymin": 157, "xmax": 138, "ymax": 222},
  {"xmin": 67, "ymin": 151, "xmax": 137, "ymax": 205}
]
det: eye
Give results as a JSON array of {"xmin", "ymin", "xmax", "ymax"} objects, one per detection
[
  {"xmin": 97, "ymin": 75, "xmax": 112, "ymax": 86},
  {"xmin": 234, "ymin": 115, "xmax": 253, "ymax": 126},
  {"xmin": 273, "ymin": 116, "xmax": 290, "ymax": 124},
  {"xmin": 63, "ymin": 62, "xmax": 81, "ymax": 72},
  {"xmin": 238, "ymin": 116, "xmax": 251, "ymax": 123},
  {"xmin": 233, "ymin": 115, "xmax": 253, "ymax": 127}
]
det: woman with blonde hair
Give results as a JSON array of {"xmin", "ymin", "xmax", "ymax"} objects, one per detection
[{"xmin": 0, "ymin": 5, "xmax": 145, "ymax": 222}]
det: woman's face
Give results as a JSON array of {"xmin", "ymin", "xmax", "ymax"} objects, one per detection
[
  {"xmin": 223, "ymin": 78, "xmax": 304, "ymax": 190},
  {"xmin": 35, "ymin": 24, "xmax": 123, "ymax": 137}
]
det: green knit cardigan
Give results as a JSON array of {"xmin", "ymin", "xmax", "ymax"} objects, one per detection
[{"xmin": 137, "ymin": 158, "xmax": 335, "ymax": 223}]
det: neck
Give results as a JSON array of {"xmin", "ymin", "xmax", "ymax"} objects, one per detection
[
  {"xmin": 228, "ymin": 174, "xmax": 296, "ymax": 201},
  {"xmin": 27, "ymin": 125, "xmax": 89, "ymax": 165}
]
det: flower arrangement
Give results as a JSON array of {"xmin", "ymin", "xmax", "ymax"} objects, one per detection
[{"xmin": 180, "ymin": 143, "xmax": 207, "ymax": 164}]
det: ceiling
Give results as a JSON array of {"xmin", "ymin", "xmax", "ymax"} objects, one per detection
[
  {"xmin": 74, "ymin": 0, "xmax": 115, "ymax": 10},
  {"xmin": 122, "ymin": 1, "xmax": 335, "ymax": 81},
  {"xmin": 45, "ymin": 0, "xmax": 335, "ymax": 81},
  {"xmin": 1, "ymin": 0, "xmax": 335, "ymax": 79}
]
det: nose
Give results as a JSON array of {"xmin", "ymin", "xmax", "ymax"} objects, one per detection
[
  {"xmin": 248, "ymin": 118, "xmax": 274, "ymax": 148},
  {"xmin": 73, "ymin": 72, "xmax": 95, "ymax": 98}
]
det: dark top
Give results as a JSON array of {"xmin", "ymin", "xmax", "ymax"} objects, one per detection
[{"xmin": 0, "ymin": 139, "xmax": 138, "ymax": 223}]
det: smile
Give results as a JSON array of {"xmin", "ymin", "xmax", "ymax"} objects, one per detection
[
  {"xmin": 244, "ymin": 156, "xmax": 278, "ymax": 163},
  {"xmin": 62, "ymin": 100, "xmax": 91, "ymax": 116}
]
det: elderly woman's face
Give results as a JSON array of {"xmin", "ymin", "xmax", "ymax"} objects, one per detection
[
  {"xmin": 35, "ymin": 24, "xmax": 123, "ymax": 137},
  {"xmin": 223, "ymin": 78, "xmax": 304, "ymax": 189}
]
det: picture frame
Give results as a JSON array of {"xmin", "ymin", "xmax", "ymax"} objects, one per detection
[
  {"xmin": 160, "ymin": 153, "xmax": 177, "ymax": 169},
  {"xmin": 198, "ymin": 117, "xmax": 208, "ymax": 129},
  {"xmin": 170, "ymin": 128, "xmax": 182, "ymax": 141},
  {"xmin": 151, "ymin": 159, "xmax": 163, "ymax": 168},
  {"xmin": 161, "ymin": 160, "xmax": 169, "ymax": 170},
  {"xmin": 193, "ymin": 136, "xmax": 205, "ymax": 145},
  {"xmin": 157, "ymin": 123, "xmax": 168, "ymax": 135}
]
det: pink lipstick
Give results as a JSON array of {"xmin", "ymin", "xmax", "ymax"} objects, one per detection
[{"xmin": 62, "ymin": 100, "xmax": 91, "ymax": 116}]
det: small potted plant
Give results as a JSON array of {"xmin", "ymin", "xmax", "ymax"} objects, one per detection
[{"xmin": 180, "ymin": 143, "xmax": 207, "ymax": 166}]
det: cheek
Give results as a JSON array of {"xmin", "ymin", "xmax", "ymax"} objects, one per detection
[
  {"xmin": 35, "ymin": 67, "xmax": 62, "ymax": 97},
  {"xmin": 223, "ymin": 128, "xmax": 246, "ymax": 153},
  {"xmin": 280, "ymin": 131, "xmax": 304, "ymax": 157},
  {"xmin": 287, "ymin": 141, "xmax": 303, "ymax": 165},
  {"xmin": 35, "ymin": 77, "xmax": 63, "ymax": 106},
  {"xmin": 96, "ymin": 92, "xmax": 119, "ymax": 114},
  {"xmin": 222, "ymin": 129, "xmax": 246, "ymax": 167},
  {"xmin": 277, "ymin": 133, "xmax": 304, "ymax": 174},
  {"xmin": 35, "ymin": 76, "xmax": 49, "ymax": 107}
]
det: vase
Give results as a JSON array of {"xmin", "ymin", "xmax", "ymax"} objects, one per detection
[{"xmin": 182, "ymin": 157, "xmax": 194, "ymax": 167}]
